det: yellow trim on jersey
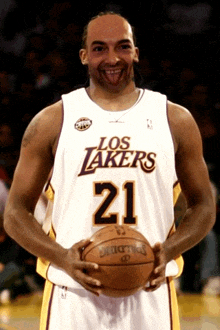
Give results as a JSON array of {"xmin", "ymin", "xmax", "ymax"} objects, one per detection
[
  {"xmin": 167, "ymin": 182, "xmax": 182, "ymax": 330},
  {"xmin": 0, "ymin": 324, "xmax": 17, "ymax": 330},
  {"xmin": 37, "ymin": 183, "xmax": 55, "ymax": 279},
  {"xmin": 173, "ymin": 182, "xmax": 181, "ymax": 205},
  {"xmin": 36, "ymin": 226, "xmax": 56, "ymax": 279},
  {"xmin": 167, "ymin": 277, "xmax": 181, "ymax": 330},
  {"xmin": 172, "ymin": 182, "xmax": 184, "ymax": 278},
  {"xmin": 38, "ymin": 183, "xmax": 56, "ymax": 329},
  {"xmin": 45, "ymin": 183, "xmax": 54, "ymax": 201},
  {"xmin": 40, "ymin": 280, "xmax": 54, "ymax": 330}
]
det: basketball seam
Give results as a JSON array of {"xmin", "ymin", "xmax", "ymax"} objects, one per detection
[
  {"xmin": 83, "ymin": 237, "xmax": 151, "ymax": 257},
  {"xmin": 103, "ymin": 285, "xmax": 142, "ymax": 291},
  {"xmin": 96, "ymin": 262, "xmax": 154, "ymax": 266}
]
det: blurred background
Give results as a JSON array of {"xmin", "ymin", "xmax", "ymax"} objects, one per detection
[{"xmin": 0, "ymin": 0, "xmax": 220, "ymax": 303}]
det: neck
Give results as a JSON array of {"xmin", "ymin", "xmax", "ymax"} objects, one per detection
[{"xmin": 86, "ymin": 82, "xmax": 140, "ymax": 111}]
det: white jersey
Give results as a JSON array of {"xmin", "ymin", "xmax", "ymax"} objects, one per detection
[{"xmin": 47, "ymin": 87, "xmax": 179, "ymax": 287}]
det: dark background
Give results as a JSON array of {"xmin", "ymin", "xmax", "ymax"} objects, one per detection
[{"xmin": 1, "ymin": 0, "xmax": 220, "ymax": 294}]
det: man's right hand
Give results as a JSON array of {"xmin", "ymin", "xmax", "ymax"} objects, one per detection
[{"xmin": 65, "ymin": 239, "xmax": 102, "ymax": 296}]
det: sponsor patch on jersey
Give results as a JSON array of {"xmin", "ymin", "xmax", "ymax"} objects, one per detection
[{"xmin": 75, "ymin": 117, "xmax": 92, "ymax": 131}]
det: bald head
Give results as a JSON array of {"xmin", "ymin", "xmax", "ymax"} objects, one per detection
[
  {"xmin": 81, "ymin": 12, "xmax": 136, "ymax": 49},
  {"xmin": 79, "ymin": 12, "xmax": 139, "ymax": 93}
]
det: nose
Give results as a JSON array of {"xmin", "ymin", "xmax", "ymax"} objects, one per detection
[{"xmin": 106, "ymin": 48, "xmax": 119, "ymax": 65}]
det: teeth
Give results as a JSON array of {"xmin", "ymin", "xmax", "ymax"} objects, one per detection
[
  {"xmin": 102, "ymin": 69, "xmax": 123, "ymax": 85},
  {"xmin": 105, "ymin": 70, "xmax": 121, "ymax": 74}
]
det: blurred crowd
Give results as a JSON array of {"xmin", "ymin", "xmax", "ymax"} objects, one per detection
[{"xmin": 1, "ymin": 0, "xmax": 220, "ymax": 303}]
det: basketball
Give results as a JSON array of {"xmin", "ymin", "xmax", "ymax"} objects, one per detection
[{"xmin": 82, "ymin": 225, "xmax": 155, "ymax": 297}]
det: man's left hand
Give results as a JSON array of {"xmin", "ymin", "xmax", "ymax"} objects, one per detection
[{"xmin": 143, "ymin": 242, "xmax": 166, "ymax": 292}]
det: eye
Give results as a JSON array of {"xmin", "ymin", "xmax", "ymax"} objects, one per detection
[
  {"xmin": 119, "ymin": 44, "xmax": 132, "ymax": 50},
  {"xmin": 93, "ymin": 46, "xmax": 105, "ymax": 52}
]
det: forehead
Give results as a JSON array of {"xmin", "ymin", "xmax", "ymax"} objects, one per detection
[{"xmin": 87, "ymin": 15, "xmax": 134, "ymax": 45}]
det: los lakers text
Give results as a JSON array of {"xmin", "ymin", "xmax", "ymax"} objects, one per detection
[
  {"xmin": 78, "ymin": 136, "xmax": 157, "ymax": 176},
  {"xmin": 99, "ymin": 243, "xmax": 147, "ymax": 258}
]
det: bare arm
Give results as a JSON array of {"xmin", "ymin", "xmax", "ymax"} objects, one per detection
[
  {"xmin": 164, "ymin": 102, "xmax": 216, "ymax": 261},
  {"xmin": 145, "ymin": 101, "xmax": 216, "ymax": 291},
  {"xmin": 4, "ymin": 101, "xmax": 101, "ymax": 295},
  {"xmin": 4, "ymin": 102, "xmax": 62, "ymax": 263}
]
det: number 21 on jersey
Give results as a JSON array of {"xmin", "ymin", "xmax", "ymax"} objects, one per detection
[{"xmin": 93, "ymin": 181, "xmax": 138, "ymax": 226}]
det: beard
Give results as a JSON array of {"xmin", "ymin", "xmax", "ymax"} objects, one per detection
[{"xmin": 88, "ymin": 61, "xmax": 135, "ymax": 93}]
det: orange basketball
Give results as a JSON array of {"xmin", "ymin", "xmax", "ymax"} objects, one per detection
[{"xmin": 82, "ymin": 225, "xmax": 155, "ymax": 297}]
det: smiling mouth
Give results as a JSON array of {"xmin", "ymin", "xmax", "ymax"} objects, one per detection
[{"xmin": 102, "ymin": 69, "xmax": 123, "ymax": 85}]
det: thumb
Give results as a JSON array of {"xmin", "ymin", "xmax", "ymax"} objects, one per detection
[{"xmin": 74, "ymin": 239, "xmax": 91, "ymax": 250}]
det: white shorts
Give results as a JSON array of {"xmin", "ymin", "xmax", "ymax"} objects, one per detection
[{"xmin": 40, "ymin": 278, "xmax": 180, "ymax": 330}]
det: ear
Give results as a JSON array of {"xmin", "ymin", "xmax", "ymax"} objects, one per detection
[
  {"xmin": 134, "ymin": 47, "xmax": 139, "ymax": 63},
  {"xmin": 79, "ymin": 49, "xmax": 88, "ymax": 65}
]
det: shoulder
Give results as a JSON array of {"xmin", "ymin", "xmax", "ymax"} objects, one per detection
[
  {"xmin": 32, "ymin": 99, "xmax": 63, "ymax": 129},
  {"xmin": 21, "ymin": 100, "xmax": 63, "ymax": 155},
  {"xmin": 167, "ymin": 100, "xmax": 202, "ymax": 153},
  {"xmin": 167, "ymin": 100, "xmax": 192, "ymax": 124}
]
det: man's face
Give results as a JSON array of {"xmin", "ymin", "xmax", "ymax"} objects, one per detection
[{"xmin": 80, "ymin": 15, "xmax": 139, "ymax": 93}]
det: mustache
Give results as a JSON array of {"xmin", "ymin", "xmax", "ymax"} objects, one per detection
[
  {"xmin": 99, "ymin": 65, "xmax": 125, "ymax": 70},
  {"xmin": 98, "ymin": 61, "xmax": 127, "ymax": 70}
]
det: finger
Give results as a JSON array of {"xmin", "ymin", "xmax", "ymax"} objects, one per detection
[
  {"xmin": 74, "ymin": 239, "xmax": 91, "ymax": 250},
  {"xmin": 74, "ymin": 269, "xmax": 102, "ymax": 289},
  {"xmin": 81, "ymin": 283, "xmax": 102, "ymax": 296},
  {"xmin": 151, "ymin": 276, "xmax": 165, "ymax": 286},
  {"xmin": 154, "ymin": 264, "xmax": 165, "ymax": 275},
  {"xmin": 75, "ymin": 274, "xmax": 102, "ymax": 296},
  {"xmin": 143, "ymin": 275, "xmax": 165, "ymax": 292},
  {"xmin": 74, "ymin": 260, "xmax": 99, "ymax": 270},
  {"xmin": 149, "ymin": 275, "xmax": 165, "ymax": 289},
  {"xmin": 144, "ymin": 283, "xmax": 161, "ymax": 292},
  {"xmin": 152, "ymin": 242, "xmax": 163, "ymax": 252},
  {"xmin": 152, "ymin": 243, "xmax": 166, "ymax": 266}
]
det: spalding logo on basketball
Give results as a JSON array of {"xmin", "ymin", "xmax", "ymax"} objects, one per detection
[{"xmin": 82, "ymin": 225, "xmax": 155, "ymax": 298}]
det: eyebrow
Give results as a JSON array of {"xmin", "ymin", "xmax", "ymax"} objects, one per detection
[
  {"xmin": 91, "ymin": 41, "xmax": 105, "ymax": 46},
  {"xmin": 91, "ymin": 39, "xmax": 132, "ymax": 46}
]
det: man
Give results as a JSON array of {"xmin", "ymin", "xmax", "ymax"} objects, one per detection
[{"xmin": 4, "ymin": 12, "xmax": 215, "ymax": 330}]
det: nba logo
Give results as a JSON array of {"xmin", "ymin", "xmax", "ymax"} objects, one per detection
[{"xmin": 61, "ymin": 286, "xmax": 67, "ymax": 299}]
